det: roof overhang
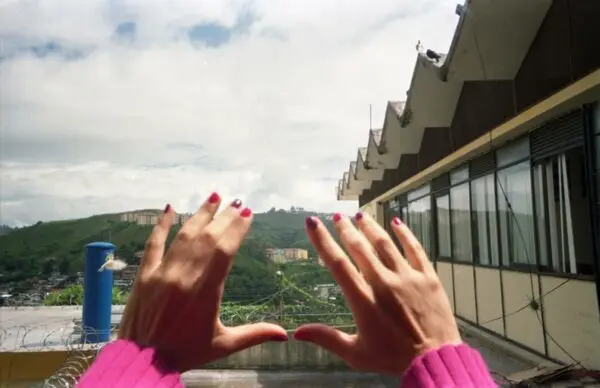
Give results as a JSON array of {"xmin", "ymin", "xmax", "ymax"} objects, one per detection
[{"xmin": 337, "ymin": 0, "xmax": 552, "ymax": 201}]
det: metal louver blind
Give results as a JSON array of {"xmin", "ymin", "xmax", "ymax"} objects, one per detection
[
  {"xmin": 432, "ymin": 173, "xmax": 450, "ymax": 192},
  {"xmin": 470, "ymin": 152, "xmax": 495, "ymax": 178},
  {"xmin": 531, "ymin": 110, "xmax": 584, "ymax": 160}
]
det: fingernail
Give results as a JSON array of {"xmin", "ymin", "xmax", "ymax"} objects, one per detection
[
  {"xmin": 164, "ymin": 204, "xmax": 171, "ymax": 213},
  {"xmin": 240, "ymin": 208, "xmax": 252, "ymax": 218},
  {"xmin": 393, "ymin": 217, "xmax": 402, "ymax": 226},
  {"xmin": 333, "ymin": 213, "xmax": 342, "ymax": 223},
  {"xmin": 293, "ymin": 331, "xmax": 310, "ymax": 341},
  {"xmin": 355, "ymin": 212, "xmax": 363, "ymax": 221},
  {"xmin": 305, "ymin": 216, "xmax": 318, "ymax": 230},
  {"xmin": 231, "ymin": 199, "xmax": 242, "ymax": 208},
  {"xmin": 208, "ymin": 192, "xmax": 220, "ymax": 203},
  {"xmin": 270, "ymin": 334, "xmax": 289, "ymax": 342}
]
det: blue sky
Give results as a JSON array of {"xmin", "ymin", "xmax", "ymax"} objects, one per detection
[{"xmin": 0, "ymin": 0, "xmax": 458, "ymax": 226}]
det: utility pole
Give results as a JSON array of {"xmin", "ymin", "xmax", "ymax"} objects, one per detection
[{"xmin": 276, "ymin": 270, "xmax": 284, "ymax": 324}]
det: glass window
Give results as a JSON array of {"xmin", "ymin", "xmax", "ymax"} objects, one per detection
[
  {"xmin": 496, "ymin": 138, "xmax": 530, "ymax": 168},
  {"xmin": 401, "ymin": 206, "xmax": 408, "ymax": 223},
  {"xmin": 435, "ymin": 195, "xmax": 451, "ymax": 258},
  {"xmin": 408, "ymin": 196, "xmax": 432, "ymax": 258},
  {"xmin": 533, "ymin": 150, "xmax": 594, "ymax": 275},
  {"xmin": 450, "ymin": 166, "xmax": 469, "ymax": 185},
  {"xmin": 451, "ymin": 183, "xmax": 472, "ymax": 262},
  {"xmin": 471, "ymin": 174, "xmax": 499, "ymax": 266},
  {"xmin": 408, "ymin": 184, "xmax": 431, "ymax": 201},
  {"xmin": 497, "ymin": 161, "xmax": 536, "ymax": 266},
  {"xmin": 593, "ymin": 102, "xmax": 600, "ymax": 134}
]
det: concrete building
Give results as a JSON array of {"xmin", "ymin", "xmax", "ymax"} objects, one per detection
[
  {"xmin": 266, "ymin": 248, "xmax": 310, "ymax": 263},
  {"xmin": 120, "ymin": 211, "xmax": 192, "ymax": 226},
  {"xmin": 337, "ymin": 0, "xmax": 600, "ymax": 371},
  {"xmin": 113, "ymin": 265, "xmax": 139, "ymax": 290}
]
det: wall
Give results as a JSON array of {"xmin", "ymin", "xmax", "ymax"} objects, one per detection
[
  {"xmin": 0, "ymin": 341, "xmax": 350, "ymax": 386},
  {"xmin": 437, "ymin": 265, "xmax": 600, "ymax": 370}
]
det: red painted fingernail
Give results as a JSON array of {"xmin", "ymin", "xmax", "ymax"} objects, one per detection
[
  {"xmin": 240, "ymin": 207, "xmax": 252, "ymax": 218},
  {"xmin": 164, "ymin": 204, "xmax": 171, "ymax": 213},
  {"xmin": 270, "ymin": 334, "xmax": 289, "ymax": 342},
  {"xmin": 393, "ymin": 217, "xmax": 402, "ymax": 226},
  {"xmin": 231, "ymin": 199, "xmax": 242, "ymax": 208},
  {"xmin": 208, "ymin": 192, "xmax": 220, "ymax": 203},
  {"xmin": 305, "ymin": 216, "xmax": 318, "ymax": 230},
  {"xmin": 355, "ymin": 212, "xmax": 363, "ymax": 221},
  {"xmin": 333, "ymin": 213, "xmax": 342, "ymax": 222},
  {"xmin": 293, "ymin": 331, "xmax": 310, "ymax": 341}
]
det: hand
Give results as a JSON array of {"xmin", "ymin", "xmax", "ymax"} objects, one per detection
[
  {"xmin": 294, "ymin": 212, "xmax": 461, "ymax": 376},
  {"xmin": 118, "ymin": 194, "xmax": 288, "ymax": 372}
]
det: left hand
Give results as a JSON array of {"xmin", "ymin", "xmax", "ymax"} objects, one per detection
[{"xmin": 118, "ymin": 194, "xmax": 288, "ymax": 372}]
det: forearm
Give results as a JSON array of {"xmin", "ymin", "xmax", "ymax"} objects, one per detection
[
  {"xmin": 77, "ymin": 340, "xmax": 183, "ymax": 388},
  {"xmin": 402, "ymin": 344, "xmax": 497, "ymax": 388}
]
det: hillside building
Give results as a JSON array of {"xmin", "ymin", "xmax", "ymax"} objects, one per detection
[{"xmin": 337, "ymin": 0, "xmax": 600, "ymax": 370}]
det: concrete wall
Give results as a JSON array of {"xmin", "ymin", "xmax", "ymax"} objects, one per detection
[
  {"xmin": 438, "ymin": 263, "xmax": 600, "ymax": 370},
  {"xmin": 0, "ymin": 341, "xmax": 351, "ymax": 386}
]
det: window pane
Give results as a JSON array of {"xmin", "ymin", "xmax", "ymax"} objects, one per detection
[
  {"xmin": 497, "ymin": 138, "xmax": 530, "ymax": 168},
  {"xmin": 450, "ymin": 166, "xmax": 469, "ymax": 185},
  {"xmin": 408, "ymin": 184, "xmax": 431, "ymax": 201},
  {"xmin": 533, "ymin": 164, "xmax": 549, "ymax": 267},
  {"xmin": 593, "ymin": 102, "xmax": 600, "ymax": 134},
  {"xmin": 436, "ymin": 195, "xmax": 451, "ymax": 258},
  {"xmin": 451, "ymin": 183, "xmax": 472, "ymax": 262},
  {"xmin": 408, "ymin": 196, "xmax": 432, "ymax": 258},
  {"xmin": 471, "ymin": 174, "xmax": 499, "ymax": 266},
  {"xmin": 497, "ymin": 161, "xmax": 536, "ymax": 266}
]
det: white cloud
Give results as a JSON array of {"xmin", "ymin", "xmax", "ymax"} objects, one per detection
[{"xmin": 0, "ymin": 0, "xmax": 458, "ymax": 226}]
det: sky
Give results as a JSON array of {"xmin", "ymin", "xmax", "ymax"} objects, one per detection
[{"xmin": 0, "ymin": 0, "xmax": 459, "ymax": 227}]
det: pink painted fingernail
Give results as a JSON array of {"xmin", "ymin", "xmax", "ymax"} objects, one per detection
[
  {"xmin": 231, "ymin": 199, "xmax": 242, "ymax": 208},
  {"xmin": 305, "ymin": 216, "xmax": 318, "ymax": 230},
  {"xmin": 240, "ymin": 208, "xmax": 252, "ymax": 218},
  {"xmin": 208, "ymin": 192, "xmax": 220, "ymax": 203},
  {"xmin": 355, "ymin": 212, "xmax": 363, "ymax": 221},
  {"xmin": 293, "ymin": 331, "xmax": 310, "ymax": 341},
  {"xmin": 270, "ymin": 334, "xmax": 289, "ymax": 342},
  {"xmin": 393, "ymin": 217, "xmax": 402, "ymax": 226},
  {"xmin": 333, "ymin": 213, "xmax": 342, "ymax": 223}
]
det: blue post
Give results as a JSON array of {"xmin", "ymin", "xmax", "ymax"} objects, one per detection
[{"xmin": 82, "ymin": 242, "xmax": 116, "ymax": 343}]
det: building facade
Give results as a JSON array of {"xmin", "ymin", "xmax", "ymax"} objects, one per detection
[
  {"xmin": 266, "ymin": 248, "xmax": 310, "ymax": 263},
  {"xmin": 337, "ymin": 0, "xmax": 600, "ymax": 370}
]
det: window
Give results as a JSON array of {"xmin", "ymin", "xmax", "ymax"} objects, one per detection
[
  {"xmin": 408, "ymin": 196, "xmax": 432, "ymax": 257},
  {"xmin": 408, "ymin": 184, "xmax": 430, "ymax": 201},
  {"xmin": 497, "ymin": 161, "xmax": 536, "ymax": 266},
  {"xmin": 451, "ymin": 182, "xmax": 472, "ymax": 262},
  {"xmin": 533, "ymin": 149, "xmax": 594, "ymax": 275},
  {"xmin": 471, "ymin": 174, "xmax": 499, "ymax": 266},
  {"xmin": 450, "ymin": 166, "xmax": 469, "ymax": 185},
  {"xmin": 497, "ymin": 138, "xmax": 530, "ymax": 168},
  {"xmin": 435, "ymin": 195, "xmax": 451, "ymax": 258}
]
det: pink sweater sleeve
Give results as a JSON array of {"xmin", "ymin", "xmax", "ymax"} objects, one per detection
[
  {"xmin": 77, "ymin": 340, "xmax": 183, "ymax": 388},
  {"xmin": 402, "ymin": 344, "xmax": 497, "ymax": 387}
]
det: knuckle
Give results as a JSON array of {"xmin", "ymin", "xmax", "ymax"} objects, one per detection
[
  {"xmin": 177, "ymin": 230, "xmax": 195, "ymax": 243},
  {"xmin": 346, "ymin": 236, "xmax": 363, "ymax": 252},
  {"xmin": 201, "ymin": 229, "xmax": 220, "ymax": 246}
]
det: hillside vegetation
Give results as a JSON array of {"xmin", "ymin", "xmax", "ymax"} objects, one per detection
[{"xmin": 0, "ymin": 208, "xmax": 337, "ymax": 301}]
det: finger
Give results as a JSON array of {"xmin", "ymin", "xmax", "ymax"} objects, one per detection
[
  {"xmin": 141, "ymin": 204, "xmax": 175, "ymax": 276},
  {"xmin": 213, "ymin": 322, "xmax": 288, "ymax": 357},
  {"xmin": 305, "ymin": 216, "xmax": 370, "ymax": 310},
  {"xmin": 294, "ymin": 324, "xmax": 355, "ymax": 361},
  {"xmin": 352, "ymin": 212, "xmax": 410, "ymax": 273},
  {"xmin": 209, "ymin": 206, "xmax": 253, "ymax": 282},
  {"xmin": 390, "ymin": 217, "xmax": 433, "ymax": 273},
  {"xmin": 335, "ymin": 213, "xmax": 393, "ymax": 283},
  {"xmin": 178, "ymin": 192, "xmax": 222, "ymax": 240},
  {"xmin": 200, "ymin": 199, "xmax": 244, "ymax": 247}
]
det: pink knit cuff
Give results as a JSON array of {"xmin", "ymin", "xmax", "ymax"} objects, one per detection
[
  {"xmin": 77, "ymin": 340, "xmax": 184, "ymax": 388},
  {"xmin": 402, "ymin": 344, "xmax": 497, "ymax": 387}
]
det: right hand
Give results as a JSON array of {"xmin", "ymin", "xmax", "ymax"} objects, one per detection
[{"xmin": 295, "ymin": 212, "xmax": 461, "ymax": 376}]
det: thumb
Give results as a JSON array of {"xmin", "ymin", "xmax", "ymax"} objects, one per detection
[
  {"xmin": 214, "ymin": 322, "xmax": 288, "ymax": 356},
  {"xmin": 293, "ymin": 324, "xmax": 355, "ymax": 359}
]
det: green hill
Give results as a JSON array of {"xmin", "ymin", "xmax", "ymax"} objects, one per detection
[{"xmin": 0, "ymin": 208, "xmax": 337, "ymax": 301}]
